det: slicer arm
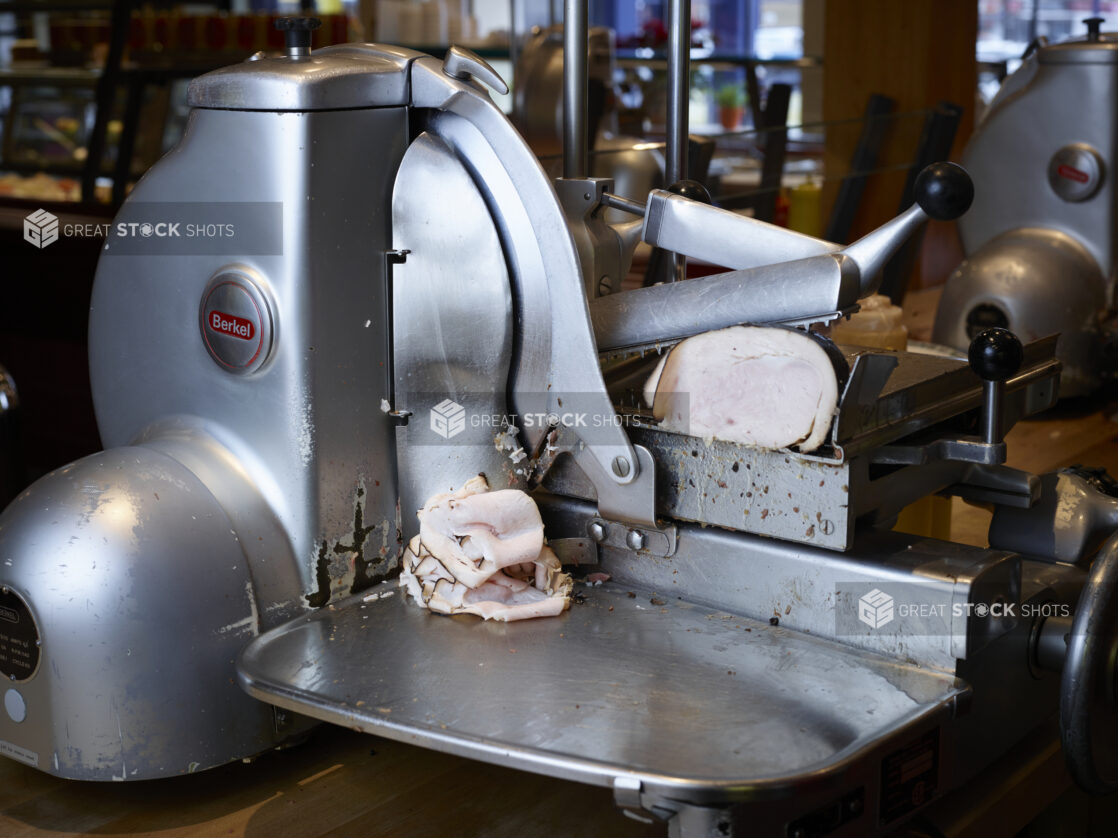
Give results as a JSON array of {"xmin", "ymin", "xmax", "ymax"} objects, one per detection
[
  {"xmin": 640, "ymin": 162, "xmax": 973, "ymax": 290},
  {"xmin": 592, "ymin": 163, "xmax": 974, "ymax": 353},
  {"xmin": 642, "ymin": 188, "xmax": 839, "ymax": 271},
  {"xmin": 591, "ymin": 252, "xmax": 861, "ymax": 353}
]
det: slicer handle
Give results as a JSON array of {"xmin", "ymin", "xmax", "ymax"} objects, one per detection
[
  {"xmin": 914, "ymin": 162, "xmax": 974, "ymax": 222},
  {"xmin": 840, "ymin": 162, "xmax": 973, "ymax": 294},
  {"xmin": 968, "ymin": 327, "xmax": 1023, "ymax": 445},
  {"xmin": 968, "ymin": 327, "xmax": 1023, "ymax": 382}
]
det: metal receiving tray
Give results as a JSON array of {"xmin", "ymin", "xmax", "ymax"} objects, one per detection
[{"xmin": 238, "ymin": 581, "xmax": 969, "ymax": 811}]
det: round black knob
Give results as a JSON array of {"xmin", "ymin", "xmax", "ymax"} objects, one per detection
[
  {"xmin": 1084, "ymin": 17, "xmax": 1105, "ymax": 42},
  {"xmin": 915, "ymin": 162, "xmax": 974, "ymax": 221},
  {"xmin": 968, "ymin": 327, "xmax": 1023, "ymax": 382},
  {"xmin": 275, "ymin": 17, "xmax": 321, "ymax": 52},
  {"xmin": 668, "ymin": 179, "xmax": 713, "ymax": 205}
]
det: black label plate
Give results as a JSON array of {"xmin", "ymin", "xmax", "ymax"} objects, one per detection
[
  {"xmin": 0, "ymin": 589, "xmax": 40, "ymax": 681},
  {"xmin": 880, "ymin": 727, "xmax": 939, "ymax": 825}
]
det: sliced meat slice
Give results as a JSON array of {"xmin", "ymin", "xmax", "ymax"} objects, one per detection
[
  {"xmin": 399, "ymin": 477, "xmax": 573, "ymax": 622},
  {"xmin": 419, "ymin": 486, "xmax": 546, "ymax": 589}
]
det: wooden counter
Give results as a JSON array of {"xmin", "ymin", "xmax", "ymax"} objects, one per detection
[{"xmin": 0, "ymin": 723, "xmax": 663, "ymax": 837}]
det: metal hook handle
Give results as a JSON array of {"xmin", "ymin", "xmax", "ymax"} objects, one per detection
[{"xmin": 442, "ymin": 45, "xmax": 509, "ymax": 95}]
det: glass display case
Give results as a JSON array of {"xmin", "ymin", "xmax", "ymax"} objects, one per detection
[{"xmin": 0, "ymin": 3, "xmax": 351, "ymax": 205}]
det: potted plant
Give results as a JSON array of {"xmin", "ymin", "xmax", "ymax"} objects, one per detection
[{"xmin": 716, "ymin": 84, "xmax": 747, "ymax": 131}]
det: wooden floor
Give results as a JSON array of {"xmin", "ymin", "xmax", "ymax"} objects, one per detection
[{"xmin": 4, "ymin": 289, "xmax": 1118, "ymax": 836}]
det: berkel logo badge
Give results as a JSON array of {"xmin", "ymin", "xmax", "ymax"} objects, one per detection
[
  {"xmin": 0, "ymin": 605, "xmax": 18, "ymax": 624},
  {"xmin": 208, "ymin": 310, "xmax": 255, "ymax": 341}
]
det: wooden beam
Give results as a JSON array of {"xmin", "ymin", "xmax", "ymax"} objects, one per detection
[{"xmin": 821, "ymin": 0, "xmax": 978, "ymax": 283}]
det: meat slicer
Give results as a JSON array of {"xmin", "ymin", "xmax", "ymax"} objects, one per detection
[
  {"xmin": 933, "ymin": 17, "xmax": 1118, "ymax": 396},
  {"xmin": 3, "ymin": 11, "xmax": 1118, "ymax": 838}
]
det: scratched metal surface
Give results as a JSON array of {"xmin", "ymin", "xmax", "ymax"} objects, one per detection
[
  {"xmin": 831, "ymin": 337, "xmax": 1060, "ymax": 456},
  {"xmin": 238, "ymin": 581, "xmax": 967, "ymax": 806}
]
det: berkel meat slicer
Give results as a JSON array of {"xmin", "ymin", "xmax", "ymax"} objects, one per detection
[
  {"xmin": 2, "ymin": 9, "xmax": 1118, "ymax": 837},
  {"xmin": 934, "ymin": 17, "xmax": 1118, "ymax": 396}
]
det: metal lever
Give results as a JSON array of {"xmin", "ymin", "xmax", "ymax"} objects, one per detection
[
  {"xmin": 589, "ymin": 164, "xmax": 973, "ymax": 354},
  {"xmin": 442, "ymin": 45, "xmax": 509, "ymax": 95},
  {"xmin": 969, "ymin": 327, "xmax": 1024, "ymax": 449},
  {"xmin": 870, "ymin": 328, "xmax": 1026, "ymax": 470},
  {"xmin": 640, "ymin": 162, "xmax": 973, "ymax": 288},
  {"xmin": 844, "ymin": 162, "xmax": 974, "ymax": 291},
  {"xmin": 600, "ymin": 192, "xmax": 647, "ymax": 216}
]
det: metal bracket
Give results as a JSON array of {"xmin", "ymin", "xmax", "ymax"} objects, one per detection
[
  {"xmin": 945, "ymin": 464, "xmax": 1040, "ymax": 508},
  {"xmin": 588, "ymin": 516, "xmax": 678, "ymax": 558},
  {"xmin": 272, "ymin": 705, "xmax": 294, "ymax": 734},
  {"xmin": 613, "ymin": 775, "xmax": 644, "ymax": 810},
  {"xmin": 383, "ymin": 249, "xmax": 411, "ymax": 425},
  {"xmin": 573, "ymin": 441, "xmax": 660, "ymax": 529},
  {"xmin": 872, "ymin": 435, "xmax": 1007, "ymax": 467},
  {"xmin": 832, "ymin": 352, "xmax": 899, "ymax": 457}
]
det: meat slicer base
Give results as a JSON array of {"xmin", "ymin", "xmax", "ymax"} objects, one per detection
[{"xmin": 238, "ymin": 581, "xmax": 968, "ymax": 831}]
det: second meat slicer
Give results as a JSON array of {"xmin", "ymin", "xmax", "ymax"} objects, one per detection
[
  {"xmin": 2, "ymin": 11, "xmax": 1118, "ymax": 837},
  {"xmin": 934, "ymin": 17, "xmax": 1118, "ymax": 396}
]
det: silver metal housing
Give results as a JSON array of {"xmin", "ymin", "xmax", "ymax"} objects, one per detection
[
  {"xmin": 934, "ymin": 228, "xmax": 1105, "ymax": 394},
  {"xmin": 934, "ymin": 31, "xmax": 1118, "ymax": 395},
  {"xmin": 0, "ymin": 44, "xmax": 413, "ymax": 779},
  {"xmin": 0, "ymin": 446, "xmax": 298, "ymax": 778}
]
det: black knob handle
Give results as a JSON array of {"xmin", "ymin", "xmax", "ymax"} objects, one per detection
[
  {"xmin": 1084, "ymin": 17, "xmax": 1105, "ymax": 42},
  {"xmin": 968, "ymin": 327, "xmax": 1024, "ymax": 382},
  {"xmin": 668, "ymin": 179, "xmax": 713, "ymax": 204},
  {"xmin": 915, "ymin": 162, "xmax": 974, "ymax": 221},
  {"xmin": 275, "ymin": 17, "xmax": 321, "ymax": 52}
]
